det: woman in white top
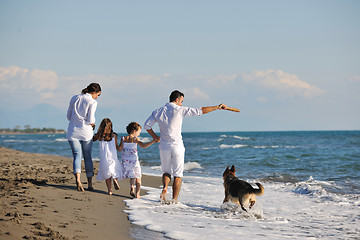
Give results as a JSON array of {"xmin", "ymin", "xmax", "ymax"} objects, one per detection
[{"xmin": 67, "ymin": 83, "xmax": 101, "ymax": 191}]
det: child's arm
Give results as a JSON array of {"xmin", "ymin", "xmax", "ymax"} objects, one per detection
[
  {"xmin": 114, "ymin": 133, "xmax": 118, "ymax": 146},
  {"xmin": 117, "ymin": 136, "xmax": 124, "ymax": 152},
  {"xmin": 93, "ymin": 133, "xmax": 99, "ymax": 141},
  {"xmin": 135, "ymin": 137, "xmax": 159, "ymax": 149}
]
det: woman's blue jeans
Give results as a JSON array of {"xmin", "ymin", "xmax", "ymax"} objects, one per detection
[{"xmin": 68, "ymin": 139, "xmax": 94, "ymax": 177}]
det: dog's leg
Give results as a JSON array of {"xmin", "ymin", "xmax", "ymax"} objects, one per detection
[
  {"xmin": 249, "ymin": 194, "xmax": 256, "ymax": 209},
  {"xmin": 223, "ymin": 188, "xmax": 229, "ymax": 203},
  {"xmin": 239, "ymin": 193, "xmax": 249, "ymax": 212},
  {"xmin": 240, "ymin": 203, "xmax": 247, "ymax": 212}
]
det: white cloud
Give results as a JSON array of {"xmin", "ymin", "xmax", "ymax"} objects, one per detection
[
  {"xmin": 257, "ymin": 96, "xmax": 268, "ymax": 102},
  {"xmin": 183, "ymin": 87, "xmax": 210, "ymax": 100},
  {"xmin": 207, "ymin": 74, "xmax": 238, "ymax": 85},
  {"xmin": 1, "ymin": 66, "xmax": 325, "ymax": 114},
  {"xmin": 186, "ymin": 74, "xmax": 238, "ymax": 88},
  {"xmin": 242, "ymin": 69, "xmax": 324, "ymax": 98},
  {"xmin": 163, "ymin": 73, "xmax": 172, "ymax": 78},
  {"xmin": 0, "ymin": 66, "xmax": 58, "ymax": 93}
]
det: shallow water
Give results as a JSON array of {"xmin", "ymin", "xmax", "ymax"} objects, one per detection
[{"xmin": 1, "ymin": 131, "xmax": 359, "ymax": 239}]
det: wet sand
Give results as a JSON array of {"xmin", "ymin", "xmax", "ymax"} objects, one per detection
[{"xmin": 0, "ymin": 147, "xmax": 161, "ymax": 240}]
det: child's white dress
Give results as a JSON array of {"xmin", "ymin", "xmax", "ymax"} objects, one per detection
[
  {"xmin": 97, "ymin": 136, "xmax": 123, "ymax": 180},
  {"xmin": 121, "ymin": 138, "xmax": 142, "ymax": 179}
]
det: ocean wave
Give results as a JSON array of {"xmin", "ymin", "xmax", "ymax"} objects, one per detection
[
  {"xmin": 205, "ymin": 145, "xmax": 289, "ymax": 150},
  {"xmin": 253, "ymin": 145, "xmax": 279, "ymax": 149},
  {"xmin": 284, "ymin": 146, "xmax": 299, "ymax": 149},
  {"xmin": 202, "ymin": 146, "xmax": 218, "ymax": 150},
  {"xmin": 218, "ymin": 135, "xmax": 250, "ymax": 141},
  {"xmin": 260, "ymin": 173, "xmax": 299, "ymax": 183},
  {"xmin": 125, "ymin": 175, "xmax": 360, "ymax": 240},
  {"xmin": 184, "ymin": 161, "xmax": 203, "ymax": 171},
  {"xmin": 232, "ymin": 136, "xmax": 250, "ymax": 140},
  {"xmin": 292, "ymin": 176, "xmax": 356, "ymax": 204},
  {"xmin": 138, "ymin": 136, "xmax": 152, "ymax": 142},
  {"xmin": 3, "ymin": 139, "xmax": 45, "ymax": 143},
  {"xmin": 54, "ymin": 138, "xmax": 67, "ymax": 142},
  {"xmin": 149, "ymin": 161, "xmax": 202, "ymax": 172},
  {"xmin": 150, "ymin": 165, "xmax": 162, "ymax": 171},
  {"xmin": 220, "ymin": 144, "xmax": 247, "ymax": 149}
]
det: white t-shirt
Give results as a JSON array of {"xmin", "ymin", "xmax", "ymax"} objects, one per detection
[
  {"xmin": 144, "ymin": 102, "xmax": 203, "ymax": 150},
  {"xmin": 66, "ymin": 93, "xmax": 98, "ymax": 141}
]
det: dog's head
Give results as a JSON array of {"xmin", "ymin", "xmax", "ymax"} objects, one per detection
[{"xmin": 223, "ymin": 165, "xmax": 236, "ymax": 180}]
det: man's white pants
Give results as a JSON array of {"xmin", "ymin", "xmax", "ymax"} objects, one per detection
[{"xmin": 160, "ymin": 147, "xmax": 185, "ymax": 178}]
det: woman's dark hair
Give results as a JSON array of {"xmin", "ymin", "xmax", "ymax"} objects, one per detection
[
  {"xmin": 95, "ymin": 118, "xmax": 113, "ymax": 141},
  {"xmin": 169, "ymin": 90, "xmax": 184, "ymax": 102},
  {"xmin": 126, "ymin": 122, "xmax": 141, "ymax": 134},
  {"xmin": 82, "ymin": 83, "xmax": 101, "ymax": 94}
]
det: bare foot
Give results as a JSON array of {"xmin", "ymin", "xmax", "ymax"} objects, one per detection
[
  {"xmin": 130, "ymin": 188, "xmax": 136, "ymax": 198},
  {"xmin": 76, "ymin": 181, "xmax": 85, "ymax": 192},
  {"xmin": 160, "ymin": 189, "xmax": 167, "ymax": 201},
  {"xmin": 108, "ymin": 191, "xmax": 113, "ymax": 195},
  {"xmin": 170, "ymin": 199, "xmax": 178, "ymax": 204},
  {"xmin": 136, "ymin": 194, "xmax": 141, "ymax": 199},
  {"xmin": 113, "ymin": 179, "xmax": 120, "ymax": 190}
]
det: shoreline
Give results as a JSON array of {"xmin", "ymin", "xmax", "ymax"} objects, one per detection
[
  {"xmin": 0, "ymin": 146, "xmax": 162, "ymax": 240},
  {"xmin": 0, "ymin": 131, "xmax": 66, "ymax": 135}
]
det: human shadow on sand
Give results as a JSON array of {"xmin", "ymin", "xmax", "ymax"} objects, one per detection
[{"xmin": 44, "ymin": 183, "xmax": 133, "ymax": 199}]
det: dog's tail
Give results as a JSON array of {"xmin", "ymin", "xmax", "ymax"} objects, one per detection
[{"xmin": 253, "ymin": 183, "xmax": 264, "ymax": 196}]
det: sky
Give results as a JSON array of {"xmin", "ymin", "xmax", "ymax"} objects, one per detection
[{"xmin": 0, "ymin": 0, "xmax": 359, "ymax": 132}]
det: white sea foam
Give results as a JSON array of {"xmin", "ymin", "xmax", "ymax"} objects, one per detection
[
  {"xmin": 3, "ymin": 139, "xmax": 42, "ymax": 143},
  {"xmin": 147, "ymin": 162, "xmax": 202, "ymax": 173},
  {"xmin": 219, "ymin": 135, "xmax": 250, "ymax": 141},
  {"xmin": 183, "ymin": 161, "xmax": 202, "ymax": 171},
  {"xmin": 284, "ymin": 146, "xmax": 299, "ymax": 149},
  {"xmin": 54, "ymin": 138, "xmax": 67, "ymax": 142},
  {"xmin": 292, "ymin": 176, "xmax": 355, "ymax": 203},
  {"xmin": 253, "ymin": 145, "xmax": 279, "ymax": 149},
  {"xmin": 201, "ymin": 146, "xmax": 218, "ymax": 150},
  {"xmin": 232, "ymin": 136, "xmax": 250, "ymax": 140},
  {"xmin": 138, "ymin": 136, "xmax": 153, "ymax": 143},
  {"xmin": 149, "ymin": 165, "xmax": 162, "ymax": 171},
  {"xmin": 219, "ymin": 144, "xmax": 247, "ymax": 149},
  {"xmin": 126, "ymin": 174, "xmax": 360, "ymax": 240}
]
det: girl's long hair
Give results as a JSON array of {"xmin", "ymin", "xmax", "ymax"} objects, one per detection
[{"xmin": 95, "ymin": 118, "xmax": 113, "ymax": 141}]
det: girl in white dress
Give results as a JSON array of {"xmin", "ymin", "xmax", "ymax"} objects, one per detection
[
  {"xmin": 118, "ymin": 122, "xmax": 159, "ymax": 198},
  {"xmin": 93, "ymin": 118, "xmax": 122, "ymax": 195}
]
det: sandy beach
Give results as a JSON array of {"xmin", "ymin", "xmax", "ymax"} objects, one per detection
[{"xmin": 0, "ymin": 146, "xmax": 161, "ymax": 240}]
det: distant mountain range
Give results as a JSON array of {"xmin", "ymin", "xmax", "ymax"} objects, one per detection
[{"xmin": 0, "ymin": 104, "xmax": 68, "ymax": 130}]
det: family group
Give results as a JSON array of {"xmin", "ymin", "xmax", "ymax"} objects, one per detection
[{"xmin": 67, "ymin": 83, "xmax": 230, "ymax": 201}]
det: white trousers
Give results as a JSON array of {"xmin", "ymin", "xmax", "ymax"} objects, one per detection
[{"xmin": 160, "ymin": 147, "xmax": 185, "ymax": 177}]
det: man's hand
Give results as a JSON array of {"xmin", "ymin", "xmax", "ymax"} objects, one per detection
[{"xmin": 219, "ymin": 103, "xmax": 229, "ymax": 110}]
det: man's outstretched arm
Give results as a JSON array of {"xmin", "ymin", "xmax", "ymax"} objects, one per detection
[{"xmin": 202, "ymin": 104, "xmax": 229, "ymax": 114}]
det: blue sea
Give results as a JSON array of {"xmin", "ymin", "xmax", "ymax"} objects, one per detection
[{"xmin": 1, "ymin": 131, "xmax": 360, "ymax": 239}]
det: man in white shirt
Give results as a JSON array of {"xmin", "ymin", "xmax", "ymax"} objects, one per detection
[{"xmin": 144, "ymin": 90, "xmax": 229, "ymax": 203}]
